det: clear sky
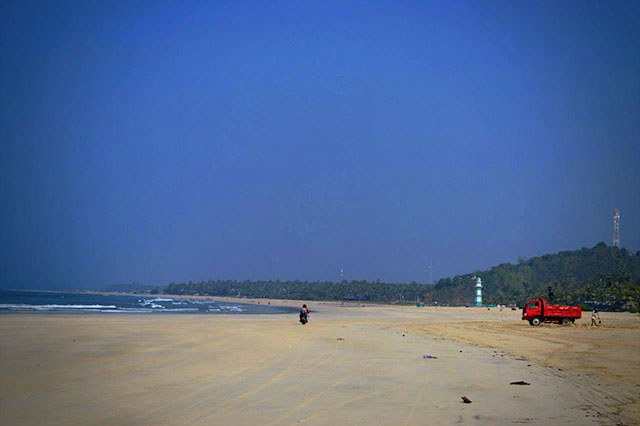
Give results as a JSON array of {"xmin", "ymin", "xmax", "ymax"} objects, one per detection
[{"xmin": 1, "ymin": 1, "xmax": 639, "ymax": 289}]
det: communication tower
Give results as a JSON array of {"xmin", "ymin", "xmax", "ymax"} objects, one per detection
[{"xmin": 613, "ymin": 208, "xmax": 620, "ymax": 248}]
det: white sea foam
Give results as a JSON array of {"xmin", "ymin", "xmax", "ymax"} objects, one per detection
[
  {"xmin": 164, "ymin": 308, "xmax": 199, "ymax": 312},
  {"xmin": 0, "ymin": 304, "xmax": 117, "ymax": 310},
  {"xmin": 142, "ymin": 303, "xmax": 165, "ymax": 309},
  {"xmin": 141, "ymin": 298, "xmax": 174, "ymax": 306},
  {"xmin": 219, "ymin": 305, "xmax": 243, "ymax": 312}
]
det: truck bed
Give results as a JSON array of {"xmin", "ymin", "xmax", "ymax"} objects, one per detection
[{"xmin": 544, "ymin": 305, "xmax": 581, "ymax": 318}]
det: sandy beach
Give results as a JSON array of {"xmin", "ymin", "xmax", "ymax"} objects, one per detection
[{"xmin": 1, "ymin": 302, "xmax": 639, "ymax": 425}]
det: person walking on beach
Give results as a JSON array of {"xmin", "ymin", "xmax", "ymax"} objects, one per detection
[
  {"xmin": 299, "ymin": 304, "xmax": 310, "ymax": 325},
  {"xmin": 591, "ymin": 308, "xmax": 601, "ymax": 326}
]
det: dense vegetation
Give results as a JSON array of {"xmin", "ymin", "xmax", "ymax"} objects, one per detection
[
  {"xmin": 425, "ymin": 243, "xmax": 640, "ymax": 308},
  {"xmin": 157, "ymin": 243, "xmax": 640, "ymax": 309},
  {"xmin": 164, "ymin": 279, "xmax": 430, "ymax": 304}
]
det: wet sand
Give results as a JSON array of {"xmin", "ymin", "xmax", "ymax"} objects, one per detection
[{"xmin": 1, "ymin": 303, "xmax": 638, "ymax": 425}]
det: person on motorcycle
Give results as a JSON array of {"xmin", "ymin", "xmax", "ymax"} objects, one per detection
[{"xmin": 299, "ymin": 304, "xmax": 310, "ymax": 324}]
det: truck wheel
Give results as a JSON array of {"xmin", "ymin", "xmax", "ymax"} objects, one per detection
[
  {"xmin": 528, "ymin": 320, "xmax": 534, "ymax": 326},
  {"xmin": 531, "ymin": 317, "xmax": 541, "ymax": 326},
  {"xmin": 560, "ymin": 318, "xmax": 570, "ymax": 325}
]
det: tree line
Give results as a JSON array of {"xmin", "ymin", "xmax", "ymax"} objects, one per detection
[
  {"xmin": 125, "ymin": 243, "xmax": 640, "ymax": 310},
  {"xmin": 164, "ymin": 279, "xmax": 430, "ymax": 304}
]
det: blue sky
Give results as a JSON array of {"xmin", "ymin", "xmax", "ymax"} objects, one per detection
[{"xmin": 1, "ymin": 1, "xmax": 639, "ymax": 289}]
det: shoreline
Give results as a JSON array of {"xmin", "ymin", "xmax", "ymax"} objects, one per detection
[
  {"xmin": 1, "ymin": 287, "xmax": 485, "ymax": 308},
  {"xmin": 1, "ymin": 288, "xmax": 389, "ymax": 313},
  {"xmin": 0, "ymin": 289, "xmax": 300, "ymax": 315}
]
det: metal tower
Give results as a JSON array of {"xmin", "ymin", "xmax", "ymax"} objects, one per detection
[{"xmin": 613, "ymin": 208, "xmax": 620, "ymax": 248}]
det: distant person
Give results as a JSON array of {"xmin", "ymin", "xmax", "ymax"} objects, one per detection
[
  {"xmin": 299, "ymin": 304, "xmax": 310, "ymax": 325},
  {"xmin": 591, "ymin": 308, "xmax": 601, "ymax": 326},
  {"xmin": 548, "ymin": 286, "xmax": 554, "ymax": 304}
]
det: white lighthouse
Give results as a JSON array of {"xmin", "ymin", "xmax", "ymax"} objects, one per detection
[{"xmin": 475, "ymin": 277, "xmax": 482, "ymax": 307}]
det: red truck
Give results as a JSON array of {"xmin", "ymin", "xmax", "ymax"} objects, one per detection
[{"xmin": 522, "ymin": 297, "xmax": 582, "ymax": 326}]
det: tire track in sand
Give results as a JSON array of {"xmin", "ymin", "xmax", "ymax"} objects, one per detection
[
  {"xmin": 267, "ymin": 354, "xmax": 378, "ymax": 426},
  {"xmin": 185, "ymin": 329, "xmax": 350, "ymax": 424},
  {"xmin": 124, "ymin": 325, "xmax": 312, "ymax": 424},
  {"xmin": 205, "ymin": 334, "xmax": 344, "ymax": 422}
]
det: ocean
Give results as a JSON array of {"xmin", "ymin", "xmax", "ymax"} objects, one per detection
[{"xmin": 0, "ymin": 290, "xmax": 297, "ymax": 314}]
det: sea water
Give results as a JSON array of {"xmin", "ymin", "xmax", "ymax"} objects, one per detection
[{"xmin": 0, "ymin": 290, "xmax": 296, "ymax": 314}]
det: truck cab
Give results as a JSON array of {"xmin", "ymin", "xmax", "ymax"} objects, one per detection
[{"xmin": 523, "ymin": 299, "xmax": 543, "ymax": 322}]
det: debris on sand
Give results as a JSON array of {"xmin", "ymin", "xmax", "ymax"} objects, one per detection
[
  {"xmin": 423, "ymin": 354, "xmax": 438, "ymax": 359},
  {"xmin": 336, "ymin": 338, "xmax": 344, "ymax": 341},
  {"xmin": 461, "ymin": 396, "xmax": 472, "ymax": 403},
  {"xmin": 510, "ymin": 381, "xmax": 531, "ymax": 385}
]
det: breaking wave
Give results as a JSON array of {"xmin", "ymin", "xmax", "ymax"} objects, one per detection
[{"xmin": 0, "ymin": 304, "xmax": 117, "ymax": 311}]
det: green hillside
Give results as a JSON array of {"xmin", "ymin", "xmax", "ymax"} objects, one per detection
[
  {"xmin": 158, "ymin": 243, "xmax": 640, "ymax": 309},
  {"xmin": 425, "ymin": 243, "xmax": 640, "ymax": 307}
]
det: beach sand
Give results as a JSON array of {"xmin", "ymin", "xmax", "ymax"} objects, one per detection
[{"xmin": 1, "ymin": 302, "xmax": 638, "ymax": 425}]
